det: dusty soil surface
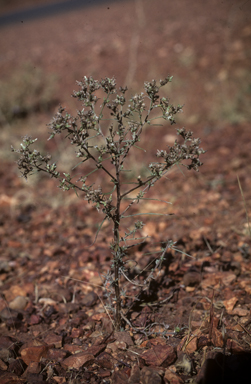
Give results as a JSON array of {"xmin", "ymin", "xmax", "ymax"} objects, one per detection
[{"xmin": 0, "ymin": 1, "xmax": 251, "ymax": 383}]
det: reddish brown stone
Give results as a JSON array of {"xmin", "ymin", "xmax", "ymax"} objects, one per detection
[
  {"xmin": 70, "ymin": 327, "xmax": 83, "ymax": 338},
  {"xmin": 184, "ymin": 336, "xmax": 198, "ymax": 353},
  {"xmin": 0, "ymin": 358, "xmax": 8, "ymax": 370},
  {"xmin": 62, "ymin": 352, "xmax": 95, "ymax": 369},
  {"xmin": 211, "ymin": 327, "xmax": 224, "ymax": 348},
  {"xmin": 8, "ymin": 359, "xmax": 26, "ymax": 376},
  {"xmin": 20, "ymin": 345, "xmax": 49, "ymax": 365},
  {"xmin": 0, "ymin": 336, "xmax": 18, "ymax": 351},
  {"xmin": 96, "ymin": 352, "xmax": 114, "ymax": 370},
  {"xmin": 197, "ymin": 335, "xmax": 209, "ymax": 349},
  {"xmin": 115, "ymin": 341, "xmax": 127, "ymax": 350},
  {"xmin": 44, "ymin": 332, "xmax": 62, "ymax": 348},
  {"xmin": 142, "ymin": 345, "xmax": 176, "ymax": 367},
  {"xmin": 114, "ymin": 331, "xmax": 134, "ymax": 346},
  {"xmin": 53, "ymin": 377, "xmax": 66, "ymax": 384},
  {"xmin": 47, "ymin": 348, "xmax": 68, "ymax": 361},
  {"xmin": 128, "ymin": 364, "xmax": 141, "ymax": 384},
  {"xmin": 82, "ymin": 291, "xmax": 98, "ymax": 307},
  {"xmin": 86, "ymin": 344, "xmax": 106, "ymax": 356},
  {"xmin": 140, "ymin": 366, "xmax": 163, "ymax": 384},
  {"xmin": 226, "ymin": 339, "xmax": 247, "ymax": 353},
  {"xmin": 164, "ymin": 368, "xmax": 184, "ymax": 384},
  {"xmin": 98, "ymin": 369, "xmax": 111, "ymax": 378},
  {"xmin": 111, "ymin": 369, "xmax": 130, "ymax": 384},
  {"xmin": 26, "ymin": 361, "xmax": 41, "ymax": 374},
  {"xmin": 63, "ymin": 344, "xmax": 84, "ymax": 354},
  {"xmin": 0, "ymin": 371, "xmax": 26, "ymax": 383},
  {"xmin": 28, "ymin": 314, "xmax": 42, "ymax": 325}
]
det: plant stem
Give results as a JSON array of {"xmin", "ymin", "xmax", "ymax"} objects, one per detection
[{"xmin": 114, "ymin": 162, "xmax": 122, "ymax": 330}]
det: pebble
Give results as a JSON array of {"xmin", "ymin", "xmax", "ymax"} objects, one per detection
[
  {"xmin": 183, "ymin": 268, "xmax": 201, "ymax": 287},
  {"xmin": 9, "ymin": 296, "xmax": 28, "ymax": 311}
]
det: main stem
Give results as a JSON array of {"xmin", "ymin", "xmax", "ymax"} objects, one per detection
[{"xmin": 114, "ymin": 163, "xmax": 122, "ymax": 330}]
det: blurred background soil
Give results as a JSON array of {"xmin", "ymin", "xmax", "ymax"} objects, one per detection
[{"xmin": 0, "ymin": 0, "xmax": 250, "ymax": 125}]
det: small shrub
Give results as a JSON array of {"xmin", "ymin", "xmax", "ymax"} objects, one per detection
[{"xmin": 12, "ymin": 75, "xmax": 205, "ymax": 330}]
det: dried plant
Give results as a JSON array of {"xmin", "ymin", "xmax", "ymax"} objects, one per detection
[{"xmin": 12, "ymin": 76, "xmax": 205, "ymax": 330}]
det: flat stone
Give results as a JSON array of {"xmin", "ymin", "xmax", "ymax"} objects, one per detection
[
  {"xmin": 21, "ymin": 345, "xmax": 49, "ymax": 365},
  {"xmin": 62, "ymin": 352, "xmax": 95, "ymax": 369},
  {"xmin": 9, "ymin": 296, "xmax": 28, "ymax": 311},
  {"xmin": 44, "ymin": 333, "xmax": 62, "ymax": 348},
  {"xmin": 142, "ymin": 345, "xmax": 176, "ymax": 367}
]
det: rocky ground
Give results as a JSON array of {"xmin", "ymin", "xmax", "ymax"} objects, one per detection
[{"xmin": 0, "ymin": 1, "xmax": 251, "ymax": 383}]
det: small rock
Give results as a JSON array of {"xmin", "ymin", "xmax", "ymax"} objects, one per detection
[
  {"xmin": 44, "ymin": 333, "xmax": 62, "ymax": 348},
  {"xmin": 115, "ymin": 341, "xmax": 127, "ymax": 350},
  {"xmin": 0, "ymin": 358, "xmax": 8, "ymax": 370},
  {"xmin": 0, "ymin": 348, "xmax": 12, "ymax": 361},
  {"xmin": 221, "ymin": 251, "xmax": 232, "ymax": 262},
  {"xmin": 129, "ymin": 364, "xmax": 141, "ymax": 384},
  {"xmin": 96, "ymin": 352, "xmax": 113, "ymax": 370},
  {"xmin": 0, "ymin": 336, "xmax": 19, "ymax": 351},
  {"xmin": 9, "ymin": 296, "xmax": 28, "ymax": 311},
  {"xmin": 28, "ymin": 314, "xmax": 42, "ymax": 325},
  {"xmin": 114, "ymin": 331, "xmax": 134, "ymax": 346},
  {"xmin": 26, "ymin": 373, "xmax": 44, "ymax": 383},
  {"xmin": 183, "ymin": 268, "xmax": 201, "ymax": 287},
  {"xmin": 231, "ymin": 261, "xmax": 241, "ymax": 276},
  {"xmin": 26, "ymin": 361, "xmax": 41, "ymax": 374},
  {"xmin": 53, "ymin": 377, "xmax": 67, "ymax": 384},
  {"xmin": 63, "ymin": 352, "xmax": 94, "ymax": 369},
  {"xmin": 0, "ymin": 371, "xmax": 23, "ymax": 384},
  {"xmin": 82, "ymin": 291, "xmax": 98, "ymax": 307},
  {"xmin": 164, "ymin": 368, "xmax": 184, "ymax": 383},
  {"xmin": 71, "ymin": 327, "xmax": 83, "ymax": 338},
  {"xmin": 47, "ymin": 348, "xmax": 68, "ymax": 361},
  {"xmin": 99, "ymin": 369, "xmax": 111, "ymax": 378},
  {"xmin": 0, "ymin": 260, "xmax": 11, "ymax": 273},
  {"xmin": 8, "ymin": 358, "xmax": 26, "ymax": 376},
  {"xmin": 222, "ymin": 273, "xmax": 236, "ymax": 286},
  {"xmin": 0, "ymin": 307, "xmax": 19, "ymax": 321},
  {"xmin": 212, "ymin": 327, "xmax": 224, "ymax": 348},
  {"xmin": 185, "ymin": 336, "xmax": 198, "ymax": 353},
  {"xmin": 21, "ymin": 345, "xmax": 49, "ymax": 365},
  {"xmin": 3, "ymin": 284, "xmax": 33, "ymax": 302},
  {"xmin": 223, "ymin": 297, "xmax": 238, "ymax": 312},
  {"xmin": 50, "ymin": 288, "xmax": 72, "ymax": 303},
  {"xmin": 111, "ymin": 369, "xmax": 130, "ymax": 384},
  {"xmin": 230, "ymin": 307, "xmax": 249, "ymax": 317},
  {"xmin": 58, "ymin": 302, "xmax": 80, "ymax": 313},
  {"xmin": 197, "ymin": 335, "xmax": 209, "ymax": 349},
  {"xmin": 106, "ymin": 341, "xmax": 118, "ymax": 353},
  {"xmin": 140, "ymin": 366, "xmax": 162, "ymax": 384},
  {"xmin": 222, "ymin": 261, "xmax": 241, "ymax": 276},
  {"xmin": 63, "ymin": 344, "xmax": 83, "ymax": 354},
  {"xmin": 85, "ymin": 344, "xmax": 106, "ymax": 356},
  {"xmin": 142, "ymin": 345, "xmax": 176, "ymax": 367}
]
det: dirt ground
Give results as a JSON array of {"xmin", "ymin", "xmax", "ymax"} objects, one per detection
[{"xmin": 0, "ymin": 0, "xmax": 251, "ymax": 383}]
